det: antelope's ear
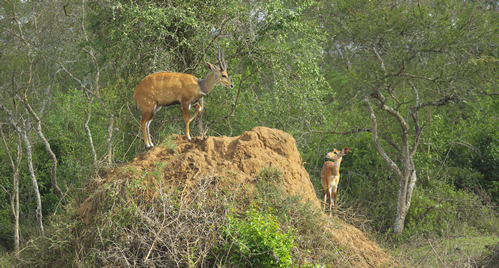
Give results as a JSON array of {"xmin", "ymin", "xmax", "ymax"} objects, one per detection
[{"xmin": 205, "ymin": 62, "xmax": 215, "ymax": 71}]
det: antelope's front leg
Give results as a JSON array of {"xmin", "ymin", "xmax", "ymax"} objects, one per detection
[
  {"xmin": 332, "ymin": 188, "xmax": 338, "ymax": 215},
  {"xmin": 188, "ymin": 102, "xmax": 202, "ymax": 124},
  {"xmin": 322, "ymin": 189, "xmax": 327, "ymax": 211},
  {"xmin": 328, "ymin": 187, "xmax": 333, "ymax": 217},
  {"xmin": 182, "ymin": 104, "xmax": 193, "ymax": 142}
]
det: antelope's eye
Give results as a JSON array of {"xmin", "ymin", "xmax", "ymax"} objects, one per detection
[
  {"xmin": 222, "ymin": 74, "xmax": 227, "ymax": 78},
  {"xmin": 334, "ymin": 152, "xmax": 337, "ymax": 154}
]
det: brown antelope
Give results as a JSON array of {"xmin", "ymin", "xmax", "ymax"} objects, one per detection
[
  {"xmin": 320, "ymin": 147, "xmax": 349, "ymax": 216},
  {"xmin": 133, "ymin": 49, "xmax": 233, "ymax": 149}
]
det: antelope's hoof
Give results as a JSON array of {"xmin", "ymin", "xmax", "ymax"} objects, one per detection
[
  {"xmin": 145, "ymin": 145, "xmax": 154, "ymax": 150},
  {"xmin": 188, "ymin": 138, "xmax": 192, "ymax": 142}
]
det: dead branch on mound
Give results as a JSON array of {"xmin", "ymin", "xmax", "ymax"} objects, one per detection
[{"xmin": 93, "ymin": 175, "xmax": 237, "ymax": 267}]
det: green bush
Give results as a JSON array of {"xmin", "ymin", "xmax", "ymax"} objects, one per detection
[
  {"xmin": 222, "ymin": 205, "xmax": 296, "ymax": 268},
  {"xmin": 404, "ymin": 180, "xmax": 499, "ymax": 239}
]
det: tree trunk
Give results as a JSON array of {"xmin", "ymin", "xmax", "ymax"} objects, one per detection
[
  {"xmin": 24, "ymin": 101, "xmax": 65, "ymax": 205},
  {"xmin": 84, "ymin": 95, "xmax": 98, "ymax": 166},
  {"xmin": 394, "ymin": 167, "xmax": 418, "ymax": 234},
  {"xmin": 13, "ymin": 141, "xmax": 21, "ymax": 256},
  {"xmin": 393, "ymin": 174, "xmax": 409, "ymax": 234},
  {"xmin": 0, "ymin": 124, "xmax": 22, "ymax": 256},
  {"xmin": 24, "ymin": 130, "xmax": 44, "ymax": 235},
  {"xmin": 105, "ymin": 114, "xmax": 114, "ymax": 166},
  {"xmin": 1, "ymin": 104, "xmax": 44, "ymax": 235},
  {"xmin": 364, "ymin": 96, "xmax": 415, "ymax": 234}
]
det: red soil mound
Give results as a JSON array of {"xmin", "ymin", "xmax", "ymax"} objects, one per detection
[
  {"xmin": 80, "ymin": 127, "xmax": 395, "ymax": 267},
  {"xmin": 128, "ymin": 126, "xmax": 320, "ymax": 207}
]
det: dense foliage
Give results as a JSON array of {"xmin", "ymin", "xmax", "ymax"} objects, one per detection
[
  {"xmin": 1, "ymin": 0, "xmax": 498, "ymax": 264},
  {"xmin": 223, "ymin": 205, "xmax": 295, "ymax": 267}
]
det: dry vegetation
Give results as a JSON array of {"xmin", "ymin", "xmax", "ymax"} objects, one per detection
[
  {"xmin": 3, "ymin": 127, "xmax": 497, "ymax": 267},
  {"xmin": 5, "ymin": 127, "xmax": 396, "ymax": 267}
]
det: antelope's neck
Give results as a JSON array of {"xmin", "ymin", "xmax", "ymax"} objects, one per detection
[
  {"xmin": 198, "ymin": 72, "xmax": 217, "ymax": 95},
  {"xmin": 331, "ymin": 158, "xmax": 343, "ymax": 175}
]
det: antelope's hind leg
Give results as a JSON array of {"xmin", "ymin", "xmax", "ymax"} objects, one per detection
[
  {"xmin": 140, "ymin": 105, "xmax": 161, "ymax": 150},
  {"xmin": 140, "ymin": 111, "xmax": 153, "ymax": 149},
  {"xmin": 332, "ymin": 186, "xmax": 338, "ymax": 216}
]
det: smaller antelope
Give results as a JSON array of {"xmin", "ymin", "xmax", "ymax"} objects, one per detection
[
  {"xmin": 133, "ymin": 49, "xmax": 233, "ymax": 149},
  {"xmin": 320, "ymin": 147, "xmax": 349, "ymax": 216}
]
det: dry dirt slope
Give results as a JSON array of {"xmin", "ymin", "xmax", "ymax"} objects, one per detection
[{"xmin": 91, "ymin": 126, "xmax": 394, "ymax": 266}]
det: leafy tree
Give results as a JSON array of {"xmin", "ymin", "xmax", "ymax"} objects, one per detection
[
  {"xmin": 430, "ymin": 97, "xmax": 499, "ymax": 202},
  {"xmin": 0, "ymin": 0, "xmax": 123, "ymax": 251},
  {"xmin": 90, "ymin": 0, "xmax": 330, "ymax": 148},
  {"xmin": 322, "ymin": 0, "xmax": 499, "ymax": 234}
]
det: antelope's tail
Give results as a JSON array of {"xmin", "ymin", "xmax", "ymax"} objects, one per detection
[{"xmin": 134, "ymin": 99, "xmax": 139, "ymax": 111}]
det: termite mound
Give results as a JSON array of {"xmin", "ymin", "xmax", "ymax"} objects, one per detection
[{"xmin": 77, "ymin": 127, "xmax": 394, "ymax": 267}]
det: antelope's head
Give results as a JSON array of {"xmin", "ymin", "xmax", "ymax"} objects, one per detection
[
  {"xmin": 325, "ymin": 147, "xmax": 349, "ymax": 161},
  {"xmin": 206, "ymin": 49, "xmax": 233, "ymax": 88}
]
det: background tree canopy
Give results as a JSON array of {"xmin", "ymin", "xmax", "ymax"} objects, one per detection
[{"xmin": 1, "ymin": 0, "xmax": 498, "ymax": 261}]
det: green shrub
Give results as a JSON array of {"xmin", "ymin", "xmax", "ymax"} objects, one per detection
[
  {"xmin": 256, "ymin": 165, "xmax": 284, "ymax": 183},
  {"xmin": 222, "ymin": 205, "xmax": 296, "ymax": 267},
  {"xmin": 403, "ymin": 180, "xmax": 499, "ymax": 239}
]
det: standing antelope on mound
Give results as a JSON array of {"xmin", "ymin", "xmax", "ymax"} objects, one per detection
[
  {"xmin": 320, "ymin": 147, "xmax": 349, "ymax": 216},
  {"xmin": 133, "ymin": 49, "xmax": 233, "ymax": 149}
]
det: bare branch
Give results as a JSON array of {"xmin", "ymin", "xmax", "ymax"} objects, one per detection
[
  {"xmin": 412, "ymin": 95, "xmax": 460, "ymax": 110},
  {"xmin": 380, "ymin": 133, "xmax": 401, "ymax": 154},
  {"xmin": 183, "ymin": 18, "xmax": 231, "ymax": 74},
  {"xmin": 128, "ymin": 131, "xmax": 144, "ymax": 142},
  {"xmin": 0, "ymin": 184, "xmax": 10, "ymax": 200},
  {"xmin": 372, "ymin": 47, "xmax": 386, "ymax": 73},
  {"xmin": 205, "ymin": 70, "xmax": 257, "ymax": 131},
  {"xmin": 408, "ymin": 80, "xmax": 425, "ymax": 159},
  {"xmin": 304, "ymin": 127, "xmax": 372, "ymax": 136},
  {"xmin": 478, "ymin": 91, "xmax": 499, "ymax": 97},
  {"xmin": 385, "ymin": 60, "xmax": 405, "ymax": 77},
  {"xmin": 84, "ymin": 94, "xmax": 98, "ymax": 166},
  {"xmin": 411, "ymin": 116, "xmax": 425, "ymax": 159},
  {"xmin": 0, "ymin": 103, "xmax": 44, "ymax": 235},
  {"xmin": 400, "ymin": 73, "xmax": 440, "ymax": 82},
  {"xmin": 371, "ymin": 90, "xmax": 409, "ymax": 132},
  {"xmin": 364, "ymin": 96, "xmax": 403, "ymax": 180},
  {"xmin": 56, "ymin": 62, "xmax": 109, "ymax": 110},
  {"xmin": 384, "ymin": 83, "xmax": 402, "ymax": 110},
  {"xmin": 0, "ymin": 123, "xmax": 16, "ymax": 173}
]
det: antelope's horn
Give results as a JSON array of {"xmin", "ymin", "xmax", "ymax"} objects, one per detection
[{"xmin": 217, "ymin": 48, "xmax": 226, "ymax": 71}]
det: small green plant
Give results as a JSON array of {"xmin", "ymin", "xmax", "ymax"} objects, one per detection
[
  {"xmin": 222, "ymin": 204, "xmax": 295, "ymax": 267},
  {"xmin": 256, "ymin": 165, "xmax": 283, "ymax": 183},
  {"xmin": 158, "ymin": 133, "xmax": 178, "ymax": 153},
  {"xmin": 150, "ymin": 161, "xmax": 165, "ymax": 182}
]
